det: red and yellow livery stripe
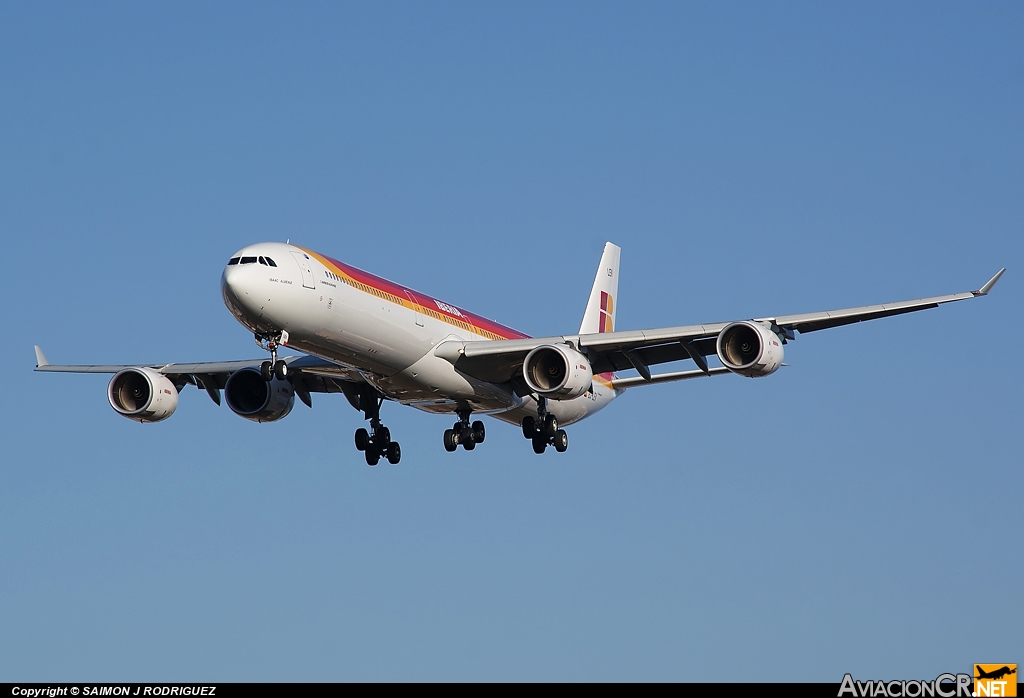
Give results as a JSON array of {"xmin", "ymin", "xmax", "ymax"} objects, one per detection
[{"xmin": 300, "ymin": 247, "xmax": 531, "ymax": 342}]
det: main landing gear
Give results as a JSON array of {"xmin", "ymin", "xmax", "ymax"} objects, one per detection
[
  {"xmin": 256, "ymin": 331, "xmax": 290, "ymax": 381},
  {"xmin": 521, "ymin": 398, "xmax": 568, "ymax": 454},
  {"xmin": 352, "ymin": 390, "xmax": 401, "ymax": 466},
  {"xmin": 443, "ymin": 409, "xmax": 486, "ymax": 452}
]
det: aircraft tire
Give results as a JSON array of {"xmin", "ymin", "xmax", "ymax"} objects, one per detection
[
  {"xmin": 472, "ymin": 420, "xmax": 485, "ymax": 443},
  {"xmin": 463, "ymin": 438, "xmax": 476, "ymax": 451},
  {"xmin": 365, "ymin": 450, "xmax": 380, "ymax": 466},
  {"xmin": 532, "ymin": 436, "xmax": 547, "ymax": 454},
  {"xmin": 521, "ymin": 416, "xmax": 536, "ymax": 440},
  {"xmin": 377, "ymin": 426, "xmax": 390, "ymax": 446},
  {"xmin": 542, "ymin": 414, "xmax": 558, "ymax": 439},
  {"xmin": 553, "ymin": 429, "xmax": 568, "ymax": 453},
  {"xmin": 260, "ymin": 361, "xmax": 273, "ymax": 381},
  {"xmin": 387, "ymin": 442, "xmax": 401, "ymax": 464},
  {"xmin": 443, "ymin": 429, "xmax": 458, "ymax": 452},
  {"xmin": 274, "ymin": 360, "xmax": 288, "ymax": 380},
  {"xmin": 355, "ymin": 428, "xmax": 369, "ymax": 451}
]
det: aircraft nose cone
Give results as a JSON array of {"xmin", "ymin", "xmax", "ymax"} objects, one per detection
[{"xmin": 221, "ymin": 266, "xmax": 262, "ymax": 321}]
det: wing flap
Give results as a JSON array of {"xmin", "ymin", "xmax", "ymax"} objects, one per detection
[{"xmin": 610, "ymin": 366, "xmax": 732, "ymax": 389}]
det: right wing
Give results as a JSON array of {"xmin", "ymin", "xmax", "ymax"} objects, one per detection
[{"xmin": 33, "ymin": 348, "xmax": 370, "ymax": 407}]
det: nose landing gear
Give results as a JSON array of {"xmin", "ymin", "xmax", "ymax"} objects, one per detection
[
  {"xmin": 255, "ymin": 331, "xmax": 290, "ymax": 381},
  {"xmin": 521, "ymin": 398, "xmax": 568, "ymax": 454},
  {"xmin": 443, "ymin": 410, "xmax": 486, "ymax": 452}
]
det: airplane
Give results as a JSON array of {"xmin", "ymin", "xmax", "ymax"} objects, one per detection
[
  {"xmin": 976, "ymin": 666, "xmax": 1016, "ymax": 681},
  {"xmin": 34, "ymin": 241, "xmax": 1004, "ymax": 465}
]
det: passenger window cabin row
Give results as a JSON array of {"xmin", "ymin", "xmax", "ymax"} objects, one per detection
[{"xmin": 228, "ymin": 256, "xmax": 278, "ymax": 267}]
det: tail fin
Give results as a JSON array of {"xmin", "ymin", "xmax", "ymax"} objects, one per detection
[{"xmin": 579, "ymin": 242, "xmax": 621, "ymax": 334}]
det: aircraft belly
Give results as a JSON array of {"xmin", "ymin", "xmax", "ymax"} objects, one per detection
[
  {"xmin": 372, "ymin": 351, "xmax": 521, "ymax": 412},
  {"xmin": 490, "ymin": 381, "xmax": 617, "ymax": 428}
]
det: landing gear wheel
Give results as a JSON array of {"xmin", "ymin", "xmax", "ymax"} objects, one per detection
[
  {"xmin": 463, "ymin": 439, "xmax": 476, "ymax": 451},
  {"xmin": 542, "ymin": 414, "xmax": 558, "ymax": 438},
  {"xmin": 553, "ymin": 429, "xmax": 568, "ymax": 452},
  {"xmin": 274, "ymin": 360, "xmax": 288, "ymax": 380},
  {"xmin": 386, "ymin": 442, "xmax": 401, "ymax": 464},
  {"xmin": 532, "ymin": 437, "xmax": 547, "ymax": 454},
  {"xmin": 351, "ymin": 385, "xmax": 397, "ymax": 466},
  {"xmin": 472, "ymin": 420, "xmax": 486, "ymax": 443},
  {"xmin": 522, "ymin": 416, "xmax": 536, "ymax": 439},
  {"xmin": 443, "ymin": 429, "xmax": 458, "ymax": 452},
  {"xmin": 261, "ymin": 361, "xmax": 273, "ymax": 382},
  {"xmin": 355, "ymin": 428, "xmax": 370, "ymax": 451}
]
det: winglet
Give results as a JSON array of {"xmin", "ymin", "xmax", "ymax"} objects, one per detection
[
  {"xmin": 34, "ymin": 345, "xmax": 49, "ymax": 368},
  {"xmin": 974, "ymin": 268, "xmax": 1005, "ymax": 296}
]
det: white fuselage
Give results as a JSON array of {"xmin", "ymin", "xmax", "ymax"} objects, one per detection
[{"xmin": 221, "ymin": 242, "xmax": 618, "ymax": 427}]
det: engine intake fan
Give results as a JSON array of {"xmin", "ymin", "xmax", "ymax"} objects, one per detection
[
  {"xmin": 225, "ymin": 368, "xmax": 295, "ymax": 422},
  {"xmin": 716, "ymin": 321, "xmax": 784, "ymax": 378},
  {"xmin": 522, "ymin": 344, "xmax": 593, "ymax": 400}
]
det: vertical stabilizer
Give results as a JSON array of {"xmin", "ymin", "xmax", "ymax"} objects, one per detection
[{"xmin": 579, "ymin": 242, "xmax": 621, "ymax": 334}]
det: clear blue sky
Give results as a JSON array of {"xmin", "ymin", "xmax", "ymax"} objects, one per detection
[{"xmin": 1, "ymin": 1, "xmax": 1021, "ymax": 682}]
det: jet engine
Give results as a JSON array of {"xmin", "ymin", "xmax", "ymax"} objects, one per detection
[
  {"xmin": 716, "ymin": 321, "xmax": 784, "ymax": 378},
  {"xmin": 522, "ymin": 344, "xmax": 593, "ymax": 400},
  {"xmin": 225, "ymin": 367, "xmax": 295, "ymax": 422},
  {"xmin": 108, "ymin": 367, "xmax": 179, "ymax": 423}
]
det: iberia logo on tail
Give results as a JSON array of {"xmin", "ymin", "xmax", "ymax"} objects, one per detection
[{"xmin": 599, "ymin": 291, "xmax": 613, "ymax": 333}]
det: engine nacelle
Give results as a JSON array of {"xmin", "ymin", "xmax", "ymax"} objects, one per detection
[
  {"xmin": 522, "ymin": 344, "xmax": 593, "ymax": 400},
  {"xmin": 225, "ymin": 367, "xmax": 295, "ymax": 422},
  {"xmin": 716, "ymin": 321, "xmax": 784, "ymax": 378},
  {"xmin": 108, "ymin": 367, "xmax": 179, "ymax": 423}
]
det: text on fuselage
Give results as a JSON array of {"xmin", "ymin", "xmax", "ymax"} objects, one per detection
[{"xmin": 434, "ymin": 300, "xmax": 464, "ymax": 318}]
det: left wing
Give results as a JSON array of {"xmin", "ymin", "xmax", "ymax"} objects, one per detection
[{"xmin": 443, "ymin": 268, "xmax": 1005, "ymax": 385}]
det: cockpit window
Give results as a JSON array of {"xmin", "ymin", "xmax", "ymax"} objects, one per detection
[
  {"xmin": 228, "ymin": 257, "xmax": 240, "ymax": 265},
  {"xmin": 265, "ymin": 257, "xmax": 277, "ymax": 267},
  {"xmin": 240, "ymin": 256, "xmax": 257, "ymax": 264},
  {"xmin": 258, "ymin": 256, "xmax": 268, "ymax": 265}
]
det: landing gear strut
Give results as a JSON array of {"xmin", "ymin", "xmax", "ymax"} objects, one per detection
[
  {"xmin": 255, "ymin": 331, "xmax": 289, "ymax": 381},
  {"xmin": 521, "ymin": 397, "xmax": 568, "ymax": 454},
  {"xmin": 350, "ymin": 388, "xmax": 401, "ymax": 465},
  {"xmin": 443, "ymin": 409, "xmax": 486, "ymax": 452}
]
